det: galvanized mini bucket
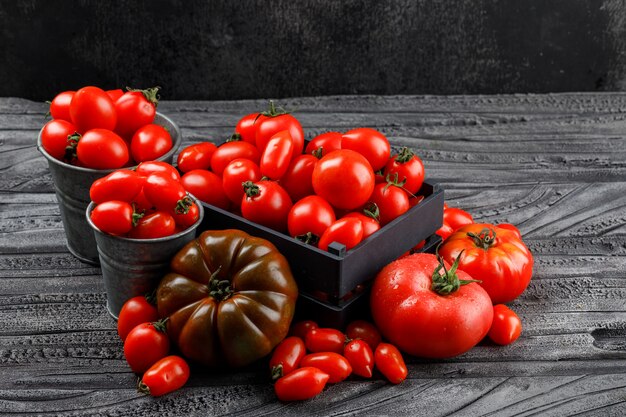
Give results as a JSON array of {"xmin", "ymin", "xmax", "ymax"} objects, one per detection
[
  {"xmin": 86, "ymin": 197, "xmax": 203, "ymax": 319},
  {"xmin": 37, "ymin": 113, "xmax": 182, "ymax": 265}
]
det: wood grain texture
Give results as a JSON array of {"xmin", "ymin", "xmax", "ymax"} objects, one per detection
[{"xmin": 1, "ymin": 94, "xmax": 626, "ymax": 415}]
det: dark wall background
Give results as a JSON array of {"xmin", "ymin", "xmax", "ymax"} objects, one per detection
[{"xmin": 2, "ymin": 0, "xmax": 626, "ymax": 100}]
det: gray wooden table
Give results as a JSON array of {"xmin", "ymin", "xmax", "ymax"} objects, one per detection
[{"xmin": 1, "ymin": 94, "xmax": 626, "ymax": 416}]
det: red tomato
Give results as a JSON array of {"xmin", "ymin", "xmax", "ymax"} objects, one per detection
[
  {"xmin": 439, "ymin": 224, "xmax": 534, "ymax": 304},
  {"xmin": 287, "ymin": 196, "xmax": 336, "ymax": 241},
  {"xmin": 312, "ymin": 149, "xmax": 375, "ymax": 210},
  {"xmin": 144, "ymin": 174, "xmax": 191, "ymax": 214},
  {"xmin": 181, "ymin": 169, "xmax": 230, "ymax": 210},
  {"xmin": 210, "ymin": 141, "xmax": 260, "ymax": 175},
  {"xmin": 130, "ymin": 124, "xmax": 172, "ymax": 162},
  {"xmin": 436, "ymin": 223, "xmax": 454, "ymax": 241},
  {"xmin": 300, "ymin": 352, "xmax": 352, "ymax": 384},
  {"xmin": 497, "ymin": 223, "xmax": 522, "ymax": 239},
  {"xmin": 289, "ymin": 320, "xmax": 319, "ymax": 340},
  {"xmin": 106, "ymin": 89, "xmax": 124, "ymax": 102},
  {"xmin": 129, "ymin": 211, "xmax": 176, "ymax": 239},
  {"xmin": 341, "ymin": 128, "xmax": 391, "ymax": 171},
  {"xmin": 345, "ymin": 320, "xmax": 381, "ymax": 350},
  {"xmin": 368, "ymin": 183, "xmax": 410, "ymax": 226},
  {"xmin": 49, "ymin": 91, "xmax": 75, "ymax": 122},
  {"xmin": 69, "ymin": 86, "xmax": 117, "ymax": 133},
  {"xmin": 177, "ymin": 142, "xmax": 217, "ymax": 173},
  {"xmin": 305, "ymin": 132, "xmax": 342, "ymax": 157},
  {"xmin": 241, "ymin": 180, "xmax": 292, "ymax": 232},
  {"xmin": 488, "ymin": 304, "xmax": 522, "ymax": 345},
  {"xmin": 76, "ymin": 129, "xmax": 129, "ymax": 169},
  {"xmin": 409, "ymin": 195, "xmax": 425, "ymax": 209},
  {"xmin": 260, "ymin": 130, "xmax": 294, "ymax": 180},
  {"xmin": 132, "ymin": 190, "xmax": 155, "ymax": 212},
  {"xmin": 172, "ymin": 202, "xmax": 200, "ymax": 229},
  {"xmin": 114, "ymin": 88, "xmax": 158, "ymax": 140},
  {"xmin": 234, "ymin": 112, "xmax": 260, "ymax": 144},
  {"xmin": 443, "ymin": 207, "xmax": 474, "ymax": 231},
  {"xmin": 305, "ymin": 328, "xmax": 346, "ymax": 354},
  {"xmin": 342, "ymin": 212, "xmax": 380, "ymax": 239},
  {"xmin": 318, "ymin": 217, "xmax": 364, "ymax": 251},
  {"xmin": 274, "ymin": 367, "xmax": 329, "ymax": 402},
  {"xmin": 254, "ymin": 101, "xmax": 304, "ymax": 156},
  {"xmin": 40, "ymin": 119, "xmax": 77, "ymax": 161},
  {"xmin": 279, "ymin": 154, "xmax": 318, "ymax": 201},
  {"xmin": 138, "ymin": 355, "xmax": 190, "ymax": 397},
  {"xmin": 90, "ymin": 201, "xmax": 136, "ymax": 235},
  {"xmin": 343, "ymin": 339, "xmax": 374, "ymax": 378},
  {"xmin": 136, "ymin": 161, "xmax": 181, "ymax": 182},
  {"xmin": 383, "ymin": 147, "xmax": 425, "ymax": 195},
  {"xmin": 89, "ymin": 169, "xmax": 144, "ymax": 204},
  {"xmin": 375, "ymin": 343, "xmax": 408, "ymax": 384},
  {"xmin": 117, "ymin": 295, "xmax": 158, "ymax": 341},
  {"xmin": 124, "ymin": 320, "xmax": 170, "ymax": 374},
  {"xmin": 222, "ymin": 159, "xmax": 261, "ymax": 205},
  {"xmin": 269, "ymin": 336, "xmax": 306, "ymax": 380},
  {"xmin": 371, "ymin": 253, "xmax": 494, "ymax": 358}
]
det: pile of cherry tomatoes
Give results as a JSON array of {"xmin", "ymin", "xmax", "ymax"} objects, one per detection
[
  {"xmin": 89, "ymin": 162, "xmax": 199, "ymax": 238},
  {"xmin": 41, "ymin": 86, "xmax": 173, "ymax": 169},
  {"xmin": 175, "ymin": 101, "xmax": 425, "ymax": 252}
]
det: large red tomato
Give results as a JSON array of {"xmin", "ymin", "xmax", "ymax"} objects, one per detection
[
  {"xmin": 438, "ymin": 223, "xmax": 534, "ymax": 304},
  {"xmin": 371, "ymin": 253, "xmax": 493, "ymax": 358},
  {"xmin": 254, "ymin": 101, "xmax": 304, "ymax": 156}
]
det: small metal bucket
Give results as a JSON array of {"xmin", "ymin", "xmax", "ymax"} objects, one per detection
[
  {"xmin": 37, "ymin": 113, "xmax": 182, "ymax": 265},
  {"xmin": 86, "ymin": 197, "xmax": 203, "ymax": 319}
]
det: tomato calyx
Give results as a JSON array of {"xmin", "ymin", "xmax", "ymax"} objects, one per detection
[
  {"xmin": 131, "ymin": 206, "xmax": 145, "ymax": 227},
  {"xmin": 431, "ymin": 251, "xmax": 481, "ymax": 295},
  {"xmin": 137, "ymin": 377, "xmax": 151, "ymax": 395},
  {"xmin": 257, "ymin": 100, "xmax": 290, "ymax": 120},
  {"xmin": 227, "ymin": 133, "xmax": 242, "ymax": 142},
  {"xmin": 126, "ymin": 86, "xmax": 160, "ymax": 107},
  {"xmin": 384, "ymin": 172, "xmax": 407, "ymax": 192},
  {"xmin": 243, "ymin": 181, "xmax": 260, "ymax": 198},
  {"xmin": 467, "ymin": 228, "xmax": 497, "ymax": 250},
  {"xmin": 175, "ymin": 196, "xmax": 193, "ymax": 214},
  {"xmin": 144, "ymin": 290, "xmax": 157, "ymax": 305},
  {"xmin": 64, "ymin": 132, "xmax": 81, "ymax": 162},
  {"xmin": 295, "ymin": 231, "xmax": 319, "ymax": 246},
  {"xmin": 271, "ymin": 363, "xmax": 284, "ymax": 382},
  {"xmin": 208, "ymin": 266, "xmax": 234, "ymax": 301},
  {"xmin": 311, "ymin": 147, "xmax": 324, "ymax": 159},
  {"xmin": 395, "ymin": 147, "xmax": 416, "ymax": 164},
  {"xmin": 363, "ymin": 202, "xmax": 381, "ymax": 221},
  {"xmin": 151, "ymin": 318, "xmax": 169, "ymax": 333}
]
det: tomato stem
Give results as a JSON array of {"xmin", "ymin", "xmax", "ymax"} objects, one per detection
[
  {"xmin": 312, "ymin": 147, "xmax": 324, "ymax": 159},
  {"xmin": 144, "ymin": 290, "xmax": 157, "ymax": 305},
  {"xmin": 467, "ymin": 228, "xmax": 497, "ymax": 250},
  {"xmin": 64, "ymin": 132, "xmax": 81, "ymax": 162},
  {"xmin": 208, "ymin": 266, "xmax": 233, "ymax": 301},
  {"xmin": 363, "ymin": 202, "xmax": 380, "ymax": 222},
  {"xmin": 151, "ymin": 318, "xmax": 169, "ymax": 333},
  {"xmin": 137, "ymin": 377, "xmax": 151, "ymax": 395},
  {"xmin": 383, "ymin": 172, "xmax": 407, "ymax": 193},
  {"xmin": 126, "ymin": 86, "xmax": 160, "ymax": 108},
  {"xmin": 227, "ymin": 132, "xmax": 242, "ymax": 142},
  {"xmin": 271, "ymin": 364, "xmax": 284, "ymax": 382},
  {"xmin": 243, "ymin": 181, "xmax": 260, "ymax": 198},
  {"xmin": 395, "ymin": 147, "xmax": 416, "ymax": 164},
  {"xmin": 175, "ymin": 196, "xmax": 193, "ymax": 214},
  {"xmin": 258, "ymin": 100, "xmax": 290, "ymax": 119},
  {"xmin": 295, "ymin": 232, "xmax": 319, "ymax": 246},
  {"xmin": 431, "ymin": 250, "xmax": 481, "ymax": 295}
]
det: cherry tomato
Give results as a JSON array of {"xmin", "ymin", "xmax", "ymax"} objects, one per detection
[
  {"xmin": 89, "ymin": 169, "xmax": 144, "ymax": 204},
  {"xmin": 69, "ymin": 86, "xmax": 117, "ymax": 133},
  {"xmin": 342, "ymin": 212, "xmax": 380, "ymax": 239},
  {"xmin": 40, "ymin": 119, "xmax": 77, "ymax": 161},
  {"xmin": 132, "ymin": 189, "xmax": 155, "ymax": 212},
  {"xmin": 124, "ymin": 320, "xmax": 170, "ymax": 374},
  {"xmin": 144, "ymin": 174, "xmax": 190, "ymax": 213},
  {"xmin": 287, "ymin": 196, "xmax": 336, "ymax": 242},
  {"xmin": 312, "ymin": 149, "xmax": 375, "ymax": 210},
  {"xmin": 254, "ymin": 101, "xmax": 304, "ymax": 156},
  {"xmin": 383, "ymin": 147, "xmax": 425, "ymax": 195},
  {"xmin": 138, "ymin": 355, "xmax": 190, "ymax": 397},
  {"xmin": 305, "ymin": 328, "xmax": 346, "ymax": 354},
  {"xmin": 90, "ymin": 200, "xmax": 136, "ymax": 236},
  {"xmin": 76, "ymin": 129, "xmax": 129, "ymax": 169},
  {"xmin": 210, "ymin": 141, "xmax": 260, "ymax": 175},
  {"xmin": 106, "ymin": 89, "xmax": 124, "ymax": 102},
  {"xmin": 114, "ymin": 88, "xmax": 158, "ymax": 140},
  {"xmin": 346, "ymin": 320, "xmax": 382, "ymax": 350},
  {"xmin": 409, "ymin": 195, "xmax": 425, "ymax": 208},
  {"xmin": 497, "ymin": 223, "xmax": 522, "ymax": 239},
  {"xmin": 343, "ymin": 339, "xmax": 374, "ymax": 378},
  {"xmin": 341, "ymin": 128, "xmax": 391, "ymax": 171},
  {"xmin": 274, "ymin": 367, "xmax": 329, "ymax": 402},
  {"xmin": 375, "ymin": 343, "xmax": 408, "ymax": 384},
  {"xmin": 300, "ymin": 352, "xmax": 352, "ymax": 384},
  {"xmin": 443, "ymin": 207, "xmax": 474, "ymax": 231},
  {"xmin": 318, "ymin": 217, "xmax": 364, "ymax": 252},
  {"xmin": 130, "ymin": 124, "xmax": 172, "ymax": 162},
  {"xmin": 368, "ymin": 183, "xmax": 410, "ymax": 226},
  {"xmin": 129, "ymin": 211, "xmax": 176, "ymax": 239},
  {"xmin": 436, "ymin": 223, "xmax": 454, "ymax": 241},
  {"xmin": 172, "ymin": 201, "xmax": 200, "ymax": 229},
  {"xmin": 49, "ymin": 91, "xmax": 75, "ymax": 122},
  {"xmin": 279, "ymin": 154, "xmax": 318, "ymax": 201},
  {"xmin": 117, "ymin": 295, "xmax": 158, "ymax": 341},
  {"xmin": 234, "ymin": 112, "xmax": 260, "ymax": 144},
  {"xmin": 136, "ymin": 161, "xmax": 181, "ymax": 182},
  {"xmin": 176, "ymin": 142, "xmax": 217, "ymax": 173},
  {"xmin": 289, "ymin": 320, "xmax": 319, "ymax": 340},
  {"xmin": 260, "ymin": 130, "xmax": 294, "ymax": 180},
  {"xmin": 305, "ymin": 132, "xmax": 342, "ymax": 157},
  {"xmin": 241, "ymin": 180, "xmax": 292, "ymax": 232},
  {"xmin": 222, "ymin": 158, "xmax": 261, "ymax": 205},
  {"xmin": 181, "ymin": 169, "xmax": 230, "ymax": 210},
  {"xmin": 269, "ymin": 336, "xmax": 306, "ymax": 381},
  {"xmin": 488, "ymin": 304, "xmax": 522, "ymax": 345}
]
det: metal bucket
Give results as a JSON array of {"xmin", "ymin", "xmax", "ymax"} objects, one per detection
[
  {"xmin": 37, "ymin": 113, "xmax": 182, "ymax": 265},
  {"xmin": 86, "ymin": 197, "xmax": 204, "ymax": 319}
]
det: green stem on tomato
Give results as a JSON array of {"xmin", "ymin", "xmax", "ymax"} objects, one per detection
[
  {"xmin": 431, "ymin": 250, "xmax": 481, "ymax": 295},
  {"xmin": 467, "ymin": 228, "xmax": 497, "ymax": 250}
]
